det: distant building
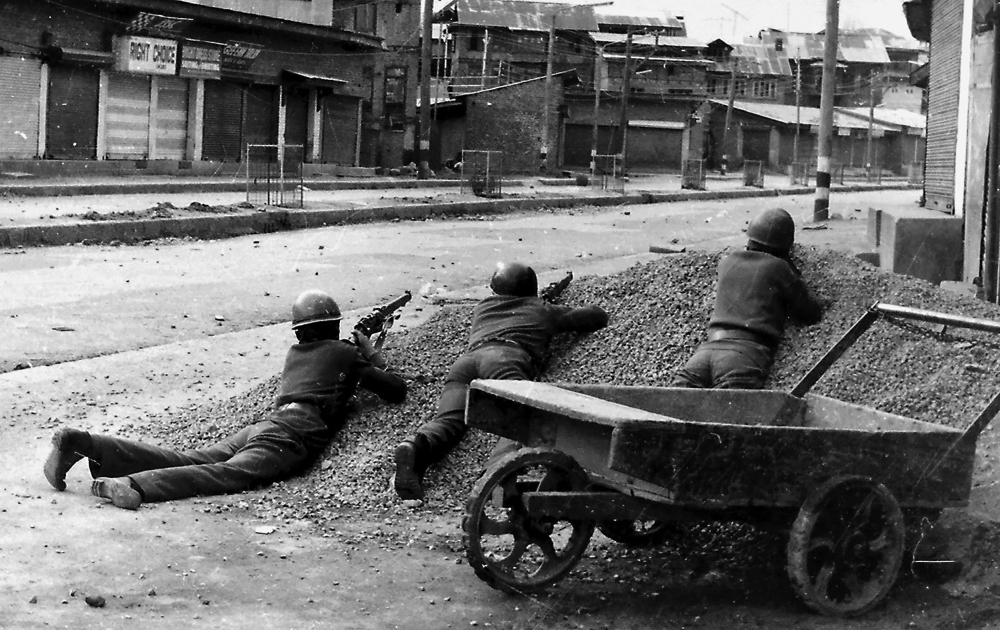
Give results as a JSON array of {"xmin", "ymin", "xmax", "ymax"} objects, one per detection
[{"xmin": 0, "ymin": 0, "xmax": 420, "ymax": 171}]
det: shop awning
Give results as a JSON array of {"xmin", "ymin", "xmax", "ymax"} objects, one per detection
[{"xmin": 282, "ymin": 70, "xmax": 348, "ymax": 89}]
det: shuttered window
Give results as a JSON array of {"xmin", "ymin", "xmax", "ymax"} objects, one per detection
[
  {"xmin": 46, "ymin": 64, "xmax": 100, "ymax": 160},
  {"xmin": 106, "ymin": 73, "xmax": 151, "ymax": 160},
  {"xmin": 156, "ymin": 76, "xmax": 189, "ymax": 160},
  {"xmin": 924, "ymin": 0, "xmax": 963, "ymax": 211},
  {"xmin": 0, "ymin": 55, "xmax": 42, "ymax": 159},
  {"xmin": 203, "ymin": 80, "xmax": 243, "ymax": 162}
]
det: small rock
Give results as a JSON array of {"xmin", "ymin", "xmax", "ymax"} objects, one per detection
[
  {"xmin": 85, "ymin": 595, "xmax": 106, "ymax": 608},
  {"xmin": 28, "ymin": 596, "xmax": 37, "ymax": 604}
]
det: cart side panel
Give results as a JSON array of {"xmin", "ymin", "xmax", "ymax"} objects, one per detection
[
  {"xmin": 557, "ymin": 384, "xmax": 805, "ymax": 426},
  {"xmin": 465, "ymin": 387, "xmax": 557, "ymax": 446},
  {"xmin": 609, "ymin": 421, "xmax": 976, "ymax": 508}
]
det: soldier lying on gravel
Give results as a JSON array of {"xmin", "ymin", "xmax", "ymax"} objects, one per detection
[
  {"xmin": 393, "ymin": 261, "xmax": 609, "ymax": 501},
  {"xmin": 43, "ymin": 289, "xmax": 407, "ymax": 510},
  {"xmin": 672, "ymin": 207, "xmax": 823, "ymax": 389}
]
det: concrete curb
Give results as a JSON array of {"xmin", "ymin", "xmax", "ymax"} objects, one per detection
[
  {"xmin": 0, "ymin": 177, "xmax": 466, "ymax": 198},
  {"xmin": 0, "ymin": 182, "xmax": 920, "ymax": 248}
]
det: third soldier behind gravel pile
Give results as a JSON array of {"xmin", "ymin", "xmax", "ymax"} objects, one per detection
[
  {"xmin": 672, "ymin": 208, "xmax": 823, "ymax": 389},
  {"xmin": 393, "ymin": 262, "xmax": 609, "ymax": 501}
]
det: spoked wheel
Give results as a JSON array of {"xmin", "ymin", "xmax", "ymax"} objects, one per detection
[
  {"xmin": 598, "ymin": 519, "xmax": 681, "ymax": 548},
  {"xmin": 787, "ymin": 476, "xmax": 906, "ymax": 617},
  {"xmin": 462, "ymin": 447, "xmax": 595, "ymax": 595}
]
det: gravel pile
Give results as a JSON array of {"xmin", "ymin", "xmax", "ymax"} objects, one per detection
[{"xmin": 125, "ymin": 247, "xmax": 1000, "ymax": 530}]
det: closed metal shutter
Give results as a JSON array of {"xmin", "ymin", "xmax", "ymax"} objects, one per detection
[
  {"xmin": 156, "ymin": 76, "xmax": 188, "ymax": 160},
  {"xmin": 628, "ymin": 128, "xmax": 683, "ymax": 169},
  {"xmin": 203, "ymin": 80, "xmax": 243, "ymax": 162},
  {"xmin": 46, "ymin": 64, "xmax": 100, "ymax": 160},
  {"xmin": 322, "ymin": 95, "xmax": 359, "ymax": 165},
  {"xmin": 562, "ymin": 123, "xmax": 615, "ymax": 167},
  {"xmin": 284, "ymin": 88, "xmax": 309, "ymax": 148},
  {"xmin": 106, "ymin": 73, "xmax": 151, "ymax": 159},
  {"xmin": 244, "ymin": 84, "xmax": 277, "ymax": 147},
  {"xmin": 0, "ymin": 55, "xmax": 42, "ymax": 159},
  {"xmin": 924, "ymin": 0, "xmax": 963, "ymax": 211},
  {"xmin": 742, "ymin": 128, "xmax": 770, "ymax": 163}
]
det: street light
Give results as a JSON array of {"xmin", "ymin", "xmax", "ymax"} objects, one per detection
[{"xmin": 540, "ymin": 1, "xmax": 611, "ymax": 171}]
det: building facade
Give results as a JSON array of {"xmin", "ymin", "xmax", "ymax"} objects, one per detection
[{"xmin": 0, "ymin": 0, "xmax": 420, "ymax": 171}]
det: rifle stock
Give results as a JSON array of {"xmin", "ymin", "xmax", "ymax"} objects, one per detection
[{"xmin": 540, "ymin": 271, "xmax": 573, "ymax": 303}]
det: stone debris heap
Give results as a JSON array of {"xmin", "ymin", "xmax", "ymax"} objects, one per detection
[{"xmin": 129, "ymin": 248, "xmax": 1000, "ymax": 523}]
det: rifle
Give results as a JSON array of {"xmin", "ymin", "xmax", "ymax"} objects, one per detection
[
  {"xmin": 539, "ymin": 272, "xmax": 573, "ymax": 303},
  {"xmin": 355, "ymin": 291, "xmax": 412, "ymax": 347}
]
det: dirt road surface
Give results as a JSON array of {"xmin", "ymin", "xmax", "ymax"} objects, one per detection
[{"xmin": 5, "ymin": 190, "xmax": 1000, "ymax": 629}]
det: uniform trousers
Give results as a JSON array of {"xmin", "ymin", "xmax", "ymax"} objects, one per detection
[
  {"xmin": 89, "ymin": 403, "xmax": 331, "ymax": 503},
  {"xmin": 410, "ymin": 343, "xmax": 534, "ymax": 473},
  {"xmin": 670, "ymin": 339, "xmax": 775, "ymax": 389}
]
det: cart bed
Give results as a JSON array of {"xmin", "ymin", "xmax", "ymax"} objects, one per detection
[{"xmin": 466, "ymin": 380, "xmax": 974, "ymax": 509}]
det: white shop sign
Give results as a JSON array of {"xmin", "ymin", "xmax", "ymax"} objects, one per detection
[{"xmin": 114, "ymin": 36, "xmax": 178, "ymax": 75}]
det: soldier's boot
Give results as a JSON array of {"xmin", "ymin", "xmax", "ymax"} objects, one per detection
[
  {"xmin": 43, "ymin": 428, "xmax": 92, "ymax": 491},
  {"xmin": 393, "ymin": 440, "xmax": 425, "ymax": 501},
  {"xmin": 91, "ymin": 477, "xmax": 142, "ymax": 510}
]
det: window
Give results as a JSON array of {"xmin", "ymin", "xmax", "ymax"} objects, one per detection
[
  {"xmin": 354, "ymin": 2, "xmax": 377, "ymax": 35},
  {"xmin": 469, "ymin": 34, "xmax": 484, "ymax": 52}
]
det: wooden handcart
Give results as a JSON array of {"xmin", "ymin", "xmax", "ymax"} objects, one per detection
[{"xmin": 461, "ymin": 303, "xmax": 1000, "ymax": 616}]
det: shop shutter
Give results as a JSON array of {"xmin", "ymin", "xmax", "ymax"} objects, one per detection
[
  {"xmin": 203, "ymin": 80, "xmax": 243, "ymax": 162},
  {"xmin": 46, "ymin": 64, "xmax": 100, "ymax": 160},
  {"xmin": 284, "ymin": 88, "xmax": 309, "ymax": 149},
  {"xmin": 627, "ymin": 128, "xmax": 683, "ymax": 169},
  {"xmin": 322, "ymin": 95, "xmax": 359, "ymax": 165},
  {"xmin": 0, "ymin": 55, "xmax": 42, "ymax": 159},
  {"xmin": 562, "ymin": 123, "xmax": 615, "ymax": 167},
  {"xmin": 244, "ymin": 84, "xmax": 278, "ymax": 147},
  {"xmin": 742, "ymin": 128, "xmax": 770, "ymax": 163},
  {"xmin": 156, "ymin": 76, "xmax": 189, "ymax": 160},
  {"xmin": 106, "ymin": 73, "xmax": 151, "ymax": 160},
  {"xmin": 924, "ymin": 0, "xmax": 963, "ymax": 211}
]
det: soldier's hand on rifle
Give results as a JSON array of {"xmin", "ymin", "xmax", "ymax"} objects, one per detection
[{"xmin": 351, "ymin": 330, "xmax": 387, "ymax": 370}]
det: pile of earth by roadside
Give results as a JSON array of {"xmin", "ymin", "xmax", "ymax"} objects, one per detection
[{"xmin": 119, "ymin": 247, "xmax": 1000, "ymax": 596}]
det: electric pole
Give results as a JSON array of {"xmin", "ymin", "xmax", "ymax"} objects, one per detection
[
  {"xmin": 865, "ymin": 69, "xmax": 876, "ymax": 180},
  {"xmin": 418, "ymin": 0, "xmax": 433, "ymax": 178},
  {"xmin": 813, "ymin": 0, "xmax": 840, "ymax": 222}
]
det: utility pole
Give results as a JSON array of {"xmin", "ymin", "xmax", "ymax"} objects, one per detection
[
  {"xmin": 813, "ymin": 0, "xmax": 840, "ymax": 222},
  {"xmin": 418, "ymin": 0, "xmax": 433, "ymax": 179},
  {"xmin": 720, "ymin": 61, "xmax": 735, "ymax": 174},
  {"xmin": 590, "ymin": 43, "xmax": 603, "ymax": 176},
  {"xmin": 616, "ymin": 27, "xmax": 633, "ymax": 173},
  {"xmin": 794, "ymin": 50, "xmax": 801, "ymax": 164},
  {"xmin": 865, "ymin": 69, "xmax": 876, "ymax": 180}
]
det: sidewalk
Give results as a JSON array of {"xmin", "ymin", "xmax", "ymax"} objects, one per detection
[{"xmin": 0, "ymin": 170, "xmax": 919, "ymax": 248}]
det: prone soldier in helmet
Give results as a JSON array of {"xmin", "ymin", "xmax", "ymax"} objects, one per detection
[
  {"xmin": 43, "ymin": 290, "xmax": 406, "ymax": 510},
  {"xmin": 671, "ymin": 208, "xmax": 823, "ymax": 389},
  {"xmin": 392, "ymin": 262, "xmax": 609, "ymax": 501}
]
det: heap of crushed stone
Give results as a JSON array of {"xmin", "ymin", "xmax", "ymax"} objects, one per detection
[{"xmin": 123, "ymin": 247, "xmax": 1000, "ymax": 527}]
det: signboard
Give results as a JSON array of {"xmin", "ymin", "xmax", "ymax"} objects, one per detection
[
  {"xmin": 837, "ymin": 127, "xmax": 851, "ymax": 136},
  {"xmin": 127, "ymin": 12, "xmax": 192, "ymax": 36},
  {"xmin": 180, "ymin": 43, "xmax": 222, "ymax": 80},
  {"xmin": 114, "ymin": 36, "xmax": 178, "ymax": 75},
  {"xmin": 222, "ymin": 41, "xmax": 263, "ymax": 74}
]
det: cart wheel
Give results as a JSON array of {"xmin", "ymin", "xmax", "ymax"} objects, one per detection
[
  {"xmin": 598, "ymin": 519, "xmax": 681, "ymax": 548},
  {"xmin": 462, "ymin": 447, "xmax": 595, "ymax": 595},
  {"xmin": 787, "ymin": 476, "xmax": 905, "ymax": 617}
]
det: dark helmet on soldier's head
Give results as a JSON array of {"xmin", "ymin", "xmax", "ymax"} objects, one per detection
[
  {"xmin": 291, "ymin": 290, "xmax": 343, "ymax": 329},
  {"xmin": 490, "ymin": 262, "xmax": 538, "ymax": 297},
  {"xmin": 746, "ymin": 208, "xmax": 795, "ymax": 254}
]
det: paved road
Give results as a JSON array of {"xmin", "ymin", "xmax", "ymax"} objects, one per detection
[{"xmin": 0, "ymin": 188, "xmax": 901, "ymax": 373}]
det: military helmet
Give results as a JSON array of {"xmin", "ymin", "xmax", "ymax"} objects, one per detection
[
  {"xmin": 490, "ymin": 262, "xmax": 538, "ymax": 297},
  {"xmin": 291, "ymin": 290, "xmax": 343, "ymax": 329},
  {"xmin": 746, "ymin": 208, "xmax": 795, "ymax": 253}
]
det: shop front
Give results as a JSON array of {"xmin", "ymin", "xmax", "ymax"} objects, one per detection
[{"xmin": 0, "ymin": 54, "xmax": 43, "ymax": 159}]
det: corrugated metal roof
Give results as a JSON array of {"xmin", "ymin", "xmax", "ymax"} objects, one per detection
[
  {"xmin": 709, "ymin": 99, "xmax": 899, "ymax": 131},
  {"xmin": 758, "ymin": 30, "xmax": 892, "ymax": 64},
  {"xmin": 731, "ymin": 43, "xmax": 792, "ymax": 76},
  {"xmin": 591, "ymin": 32, "xmax": 707, "ymax": 48},
  {"xmin": 453, "ymin": 0, "xmax": 599, "ymax": 31},
  {"xmin": 604, "ymin": 53, "xmax": 714, "ymax": 65},
  {"xmin": 839, "ymin": 106, "xmax": 926, "ymax": 129},
  {"xmin": 593, "ymin": 6, "xmax": 684, "ymax": 29},
  {"xmin": 629, "ymin": 119, "xmax": 685, "ymax": 130}
]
